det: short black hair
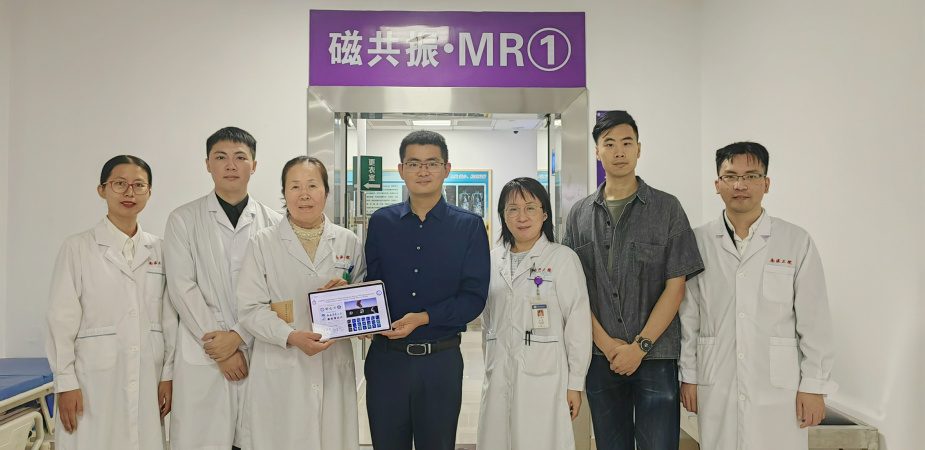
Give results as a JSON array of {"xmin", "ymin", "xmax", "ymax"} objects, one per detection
[
  {"xmin": 497, "ymin": 177, "xmax": 554, "ymax": 248},
  {"xmin": 100, "ymin": 155, "xmax": 152, "ymax": 186},
  {"xmin": 593, "ymin": 111, "xmax": 639, "ymax": 144},
  {"xmin": 715, "ymin": 141, "xmax": 769, "ymax": 175},
  {"xmin": 206, "ymin": 127, "xmax": 257, "ymax": 158},
  {"xmin": 399, "ymin": 130, "xmax": 448, "ymax": 162}
]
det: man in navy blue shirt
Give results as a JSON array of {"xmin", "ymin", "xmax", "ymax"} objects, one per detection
[{"xmin": 364, "ymin": 130, "xmax": 490, "ymax": 450}]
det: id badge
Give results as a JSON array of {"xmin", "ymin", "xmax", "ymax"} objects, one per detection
[{"xmin": 532, "ymin": 303, "xmax": 549, "ymax": 329}]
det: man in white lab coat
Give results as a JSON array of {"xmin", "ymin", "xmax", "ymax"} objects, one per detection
[
  {"xmin": 164, "ymin": 127, "xmax": 282, "ymax": 450},
  {"xmin": 679, "ymin": 142, "xmax": 838, "ymax": 450}
]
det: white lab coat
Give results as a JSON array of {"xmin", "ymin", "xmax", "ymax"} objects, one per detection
[
  {"xmin": 164, "ymin": 192, "xmax": 281, "ymax": 450},
  {"xmin": 679, "ymin": 212, "xmax": 837, "ymax": 450},
  {"xmin": 45, "ymin": 220, "xmax": 178, "ymax": 450},
  {"xmin": 478, "ymin": 236, "xmax": 592, "ymax": 450},
  {"xmin": 236, "ymin": 216, "xmax": 365, "ymax": 450}
]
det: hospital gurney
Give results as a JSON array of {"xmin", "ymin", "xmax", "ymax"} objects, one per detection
[
  {"xmin": 0, "ymin": 359, "xmax": 55, "ymax": 450},
  {"xmin": 680, "ymin": 404, "xmax": 880, "ymax": 449}
]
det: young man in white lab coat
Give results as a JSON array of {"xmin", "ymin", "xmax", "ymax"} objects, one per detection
[
  {"xmin": 679, "ymin": 142, "xmax": 838, "ymax": 450},
  {"xmin": 164, "ymin": 127, "xmax": 282, "ymax": 450}
]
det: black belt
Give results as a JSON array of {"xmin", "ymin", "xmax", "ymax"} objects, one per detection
[{"xmin": 372, "ymin": 333, "xmax": 461, "ymax": 356}]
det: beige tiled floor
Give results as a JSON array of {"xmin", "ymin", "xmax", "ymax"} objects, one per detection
[{"xmin": 357, "ymin": 325, "xmax": 485, "ymax": 447}]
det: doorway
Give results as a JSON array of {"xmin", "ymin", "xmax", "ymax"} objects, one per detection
[{"xmin": 306, "ymin": 85, "xmax": 590, "ymax": 448}]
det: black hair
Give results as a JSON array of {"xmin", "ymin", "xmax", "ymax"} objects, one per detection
[
  {"xmin": 715, "ymin": 141, "xmax": 770, "ymax": 175},
  {"xmin": 592, "ymin": 110, "xmax": 639, "ymax": 144},
  {"xmin": 399, "ymin": 130, "xmax": 449, "ymax": 162},
  {"xmin": 281, "ymin": 155, "xmax": 330, "ymax": 196},
  {"xmin": 497, "ymin": 177, "xmax": 554, "ymax": 248},
  {"xmin": 99, "ymin": 155, "xmax": 152, "ymax": 186},
  {"xmin": 206, "ymin": 126, "xmax": 257, "ymax": 159}
]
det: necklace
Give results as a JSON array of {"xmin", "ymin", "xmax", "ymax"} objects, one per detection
[{"xmin": 290, "ymin": 216, "xmax": 324, "ymax": 241}]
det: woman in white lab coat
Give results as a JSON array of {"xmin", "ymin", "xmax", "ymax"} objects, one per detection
[
  {"xmin": 45, "ymin": 155, "xmax": 177, "ymax": 450},
  {"xmin": 478, "ymin": 177, "xmax": 592, "ymax": 450},
  {"xmin": 236, "ymin": 156, "xmax": 365, "ymax": 450}
]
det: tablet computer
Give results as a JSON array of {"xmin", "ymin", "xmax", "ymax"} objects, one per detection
[{"xmin": 307, "ymin": 280, "xmax": 392, "ymax": 340}]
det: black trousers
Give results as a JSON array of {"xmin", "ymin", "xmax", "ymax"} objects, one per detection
[{"xmin": 365, "ymin": 341, "xmax": 464, "ymax": 450}]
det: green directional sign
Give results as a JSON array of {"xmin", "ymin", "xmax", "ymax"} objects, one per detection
[{"xmin": 359, "ymin": 156, "xmax": 382, "ymax": 191}]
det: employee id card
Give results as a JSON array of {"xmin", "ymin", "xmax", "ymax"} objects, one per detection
[
  {"xmin": 532, "ymin": 304, "xmax": 549, "ymax": 329},
  {"xmin": 530, "ymin": 274, "xmax": 550, "ymax": 329}
]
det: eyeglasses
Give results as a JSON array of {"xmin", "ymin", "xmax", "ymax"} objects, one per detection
[
  {"xmin": 403, "ymin": 161, "xmax": 446, "ymax": 173},
  {"xmin": 504, "ymin": 204, "xmax": 543, "ymax": 218},
  {"xmin": 718, "ymin": 173, "xmax": 766, "ymax": 185},
  {"xmin": 103, "ymin": 180, "xmax": 150, "ymax": 195}
]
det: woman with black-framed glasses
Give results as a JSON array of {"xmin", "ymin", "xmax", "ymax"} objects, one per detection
[{"xmin": 45, "ymin": 155, "xmax": 177, "ymax": 450}]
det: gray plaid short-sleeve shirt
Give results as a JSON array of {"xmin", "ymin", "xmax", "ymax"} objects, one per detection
[{"xmin": 563, "ymin": 177, "xmax": 704, "ymax": 359}]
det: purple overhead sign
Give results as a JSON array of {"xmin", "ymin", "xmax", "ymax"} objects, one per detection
[{"xmin": 309, "ymin": 10, "xmax": 585, "ymax": 88}]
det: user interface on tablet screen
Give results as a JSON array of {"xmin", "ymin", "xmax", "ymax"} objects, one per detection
[{"xmin": 307, "ymin": 281, "xmax": 391, "ymax": 340}]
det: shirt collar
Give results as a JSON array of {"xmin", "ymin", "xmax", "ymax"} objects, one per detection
[
  {"xmin": 723, "ymin": 208, "xmax": 766, "ymax": 242},
  {"xmin": 399, "ymin": 196, "xmax": 447, "ymax": 221},
  {"xmin": 104, "ymin": 216, "xmax": 142, "ymax": 248},
  {"xmin": 594, "ymin": 176, "xmax": 650, "ymax": 206},
  {"xmin": 216, "ymin": 193, "xmax": 249, "ymax": 214}
]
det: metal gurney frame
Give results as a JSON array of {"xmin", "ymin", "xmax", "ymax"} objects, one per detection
[{"xmin": 0, "ymin": 359, "xmax": 56, "ymax": 450}]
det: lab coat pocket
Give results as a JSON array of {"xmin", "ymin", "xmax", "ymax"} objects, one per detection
[
  {"xmin": 762, "ymin": 265, "xmax": 795, "ymax": 305},
  {"xmin": 769, "ymin": 337, "xmax": 800, "ymax": 390},
  {"xmin": 522, "ymin": 334, "xmax": 559, "ymax": 377},
  {"xmin": 264, "ymin": 342, "xmax": 298, "ymax": 370},
  {"xmin": 145, "ymin": 270, "xmax": 166, "ymax": 299},
  {"xmin": 180, "ymin": 325, "xmax": 214, "ymax": 366},
  {"xmin": 150, "ymin": 323, "xmax": 165, "ymax": 372},
  {"xmin": 632, "ymin": 242, "xmax": 667, "ymax": 280},
  {"xmin": 522, "ymin": 278, "xmax": 556, "ymax": 302},
  {"xmin": 74, "ymin": 326, "xmax": 118, "ymax": 373},
  {"xmin": 483, "ymin": 332, "xmax": 501, "ymax": 375},
  {"xmin": 696, "ymin": 336, "xmax": 718, "ymax": 386}
]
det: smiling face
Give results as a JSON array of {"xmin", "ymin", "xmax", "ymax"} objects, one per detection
[
  {"xmin": 595, "ymin": 124, "xmax": 641, "ymax": 180},
  {"xmin": 97, "ymin": 163, "xmax": 151, "ymax": 221},
  {"xmin": 284, "ymin": 162, "xmax": 327, "ymax": 228},
  {"xmin": 503, "ymin": 191, "xmax": 547, "ymax": 251},
  {"xmin": 715, "ymin": 154, "xmax": 770, "ymax": 217},
  {"xmin": 206, "ymin": 140, "xmax": 256, "ymax": 199},
  {"xmin": 399, "ymin": 144, "xmax": 451, "ymax": 198}
]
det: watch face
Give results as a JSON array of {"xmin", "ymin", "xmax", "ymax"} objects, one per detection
[{"xmin": 639, "ymin": 338, "xmax": 653, "ymax": 352}]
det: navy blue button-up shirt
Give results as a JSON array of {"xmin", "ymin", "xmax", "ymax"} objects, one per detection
[{"xmin": 365, "ymin": 197, "xmax": 490, "ymax": 341}]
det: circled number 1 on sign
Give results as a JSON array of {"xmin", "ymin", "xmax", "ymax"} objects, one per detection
[{"xmin": 527, "ymin": 27, "xmax": 572, "ymax": 72}]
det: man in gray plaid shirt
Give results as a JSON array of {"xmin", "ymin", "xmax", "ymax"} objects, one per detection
[{"xmin": 563, "ymin": 111, "xmax": 704, "ymax": 450}]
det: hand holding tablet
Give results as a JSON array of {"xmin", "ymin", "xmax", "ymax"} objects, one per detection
[{"xmin": 287, "ymin": 330, "xmax": 334, "ymax": 355}]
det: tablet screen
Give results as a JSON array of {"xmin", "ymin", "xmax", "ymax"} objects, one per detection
[{"xmin": 307, "ymin": 281, "xmax": 391, "ymax": 340}]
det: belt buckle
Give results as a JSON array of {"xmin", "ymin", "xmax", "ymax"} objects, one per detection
[{"xmin": 406, "ymin": 343, "xmax": 430, "ymax": 356}]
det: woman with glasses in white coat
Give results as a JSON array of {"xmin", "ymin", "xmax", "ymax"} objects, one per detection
[
  {"xmin": 45, "ymin": 155, "xmax": 177, "ymax": 450},
  {"xmin": 236, "ymin": 155, "xmax": 365, "ymax": 449},
  {"xmin": 478, "ymin": 177, "xmax": 592, "ymax": 450}
]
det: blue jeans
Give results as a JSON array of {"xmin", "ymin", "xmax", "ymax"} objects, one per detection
[{"xmin": 586, "ymin": 355, "xmax": 679, "ymax": 450}]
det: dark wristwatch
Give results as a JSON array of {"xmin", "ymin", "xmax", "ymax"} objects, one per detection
[{"xmin": 635, "ymin": 335, "xmax": 653, "ymax": 353}]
